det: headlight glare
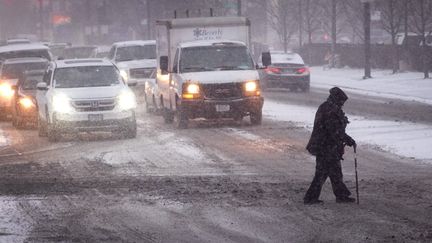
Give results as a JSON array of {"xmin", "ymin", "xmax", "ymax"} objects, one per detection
[
  {"xmin": 19, "ymin": 97, "xmax": 35, "ymax": 109},
  {"xmin": 0, "ymin": 83, "xmax": 14, "ymax": 98},
  {"xmin": 52, "ymin": 94, "xmax": 73, "ymax": 113},
  {"xmin": 245, "ymin": 81, "xmax": 257, "ymax": 92},
  {"xmin": 118, "ymin": 90, "xmax": 137, "ymax": 110},
  {"xmin": 120, "ymin": 69, "xmax": 129, "ymax": 81},
  {"xmin": 186, "ymin": 83, "xmax": 200, "ymax": 94}
]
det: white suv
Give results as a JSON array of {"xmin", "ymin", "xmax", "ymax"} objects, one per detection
[{"xmin": 36, "ymin": 59, "xmax": 137, "ymax": 142}]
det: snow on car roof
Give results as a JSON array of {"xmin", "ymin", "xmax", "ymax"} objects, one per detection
[
  {"xmin": 0, "ymin": 43, "xmax": 49, "ymax": 53},
  {"xmin": 112, "ymin": 40, "xmax": 156, "ymax": 48},
  {"xmin": 55, "ymin": 58, "xmax": 113, "ymax": 68},
  {"xmin": 271, "ymin": 52, "xmax": 305, "ymax": 65},
  {"xmin": 179, "ymin": 40, "xmax": 246, "ymax": 48},
  {"xmin": 2, "ymin": 57, "xmax": 49, "ymax": 64}
]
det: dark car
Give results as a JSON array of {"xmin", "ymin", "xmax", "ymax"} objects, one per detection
[
  {"xmin": 62, "ymin": 46, "xmax": 97, "ymax": 59},
  {"xmin": 0, "ymin": 57, "xmax": 49, "ymax": 120},
  {"xmin": 259, "ymin": 52, "xmax": 310, "ymax": 92},
  {"xmin": 11, "ymin": 70, "xmax": 44, "ymax": 128}
]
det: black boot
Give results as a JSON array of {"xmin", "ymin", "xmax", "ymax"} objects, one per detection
[{"xmin": 336, "ymin": 197, "xmax": 355, "ymax": 203}]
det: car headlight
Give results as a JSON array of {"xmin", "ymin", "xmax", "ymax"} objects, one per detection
[
  {"xmin": 19, "ymin": 97, "xmax": 35, "ymax": 109},
  {"xmin": 119, "ymin": 69, "xmax": 129, "ymax": 81},
  {"xmin": 244, "ymin": 80, "xmax": 261, "ymax": 96},
  {"xmin": 0, "ymin": 83, "xmax": 14, "ymax": 98},
  {"xmin": 118, "ymin": 90, "xmax": 137, "ymax": 110},
  {"xmin": 52, "ymin": 93, "xmax": 73, "ymax": 113}
]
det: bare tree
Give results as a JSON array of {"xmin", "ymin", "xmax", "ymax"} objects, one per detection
[
  {"xmin": 303, "ymin": 0, "xmax": 323, "ymax": 45},
  {"xmin": 377, "ymin": 0, "xmax": 404, "ymax": 73},
  {"xmin": 410, "ymin": 0, "xmax": 432, "ymax": 78},
  {"xmin": 267, "ymin": 0, "xmax": 298, "ymax": 52},
  {"xmin": 340, "ymin": 0, "xmax": 364, "ymax": 43}
]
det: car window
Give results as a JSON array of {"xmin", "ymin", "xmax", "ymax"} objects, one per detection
[
  {"xmin": 53, "ymin": 66, "xmax": 121, "ymax": 88},
  {"xmin": 115, "ymin": 45, "xmax": 156, "ymax": 62},
  {"xmin": 22, "ymin": 75, "xmax": 43, "ymax": 90}
]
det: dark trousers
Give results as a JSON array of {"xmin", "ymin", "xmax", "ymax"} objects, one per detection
[{"xmin": 304, "ymin": 155, "xmax": 351, "ymax": 201}]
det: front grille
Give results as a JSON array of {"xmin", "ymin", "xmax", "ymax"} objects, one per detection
[
  {"xmin": 72, "ymin": 98, "xmax": 116, "ymax": 112},
  {"xmin": 129, "ymin": 68, "xmax": 154, "ymax": 79},
  {"xmin": 201, "ymin": 83, "xmax": 243, "ymax": 100}
]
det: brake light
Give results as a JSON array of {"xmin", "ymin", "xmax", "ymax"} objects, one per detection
[
  {"xmin": 265, "ymin": 67, "xmax": 281, "ymax": 74},
  {"xmin": 296, "ymin": 67, "xmax": 309, "ymax": 74}
]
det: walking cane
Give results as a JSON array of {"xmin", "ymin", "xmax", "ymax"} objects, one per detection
[{"xmin": 354, "ymin": 145, "xmax": 359, "ymax": 205}]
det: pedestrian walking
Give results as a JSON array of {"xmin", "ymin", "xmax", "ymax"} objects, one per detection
[{"xmin": 304, "ymin": 87, "xmax": 356, "ymax": 204}]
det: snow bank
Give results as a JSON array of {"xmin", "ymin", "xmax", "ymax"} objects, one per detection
[
  {"xmin": 311, "ymin": 67, "xmax": 432, "ymax": 105},
  {"xmin": 264, "ymin": 99, "xmax": 432, "ymax": 162}
]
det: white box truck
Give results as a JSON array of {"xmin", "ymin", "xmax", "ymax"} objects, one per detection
[{"xmin": 155, "ymin": 17, "xmax": 270, "ymax": 128}]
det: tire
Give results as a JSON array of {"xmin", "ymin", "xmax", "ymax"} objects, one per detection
[
  {"xmin": 174, "ymin": 106, "xmax": 188, "ymax": 129},
  {"xmin": 124, "ymin": 121, "xmax": 137, "ymax": 139},
  {"xmin": 47, "ymin": 123, "xmax": 60, "ymax": 142},
  {"xmin": 38, "ymin": 117, "xmax": 47, "ymax": 137},
  {"xmin": 163, "ymin": 108, "xmax": 174, "ymax": 124},
  {"xmin": 300, "ymin": 83, "xmax": 310, "ymax": 92},
  {"xmin": 233, "ymin": 114, "xmax": 243, "ymax": 122},
  {"xmin": 250, "ymin": 109, "xmax": 262, "ymax": 125}
]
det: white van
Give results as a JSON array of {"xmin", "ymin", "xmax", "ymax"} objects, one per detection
[{"xmin": 155, "ymin": 17, "xmax": 269, "ymax": 128}]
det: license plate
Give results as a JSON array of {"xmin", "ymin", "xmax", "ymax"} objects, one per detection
[
  {"xmin": 216, "ymin": 104, "xmax": 230, "ymax": 112},
  {"xmin": 88, "ymin": 114, "xmax": 103, "ymax": 122}
]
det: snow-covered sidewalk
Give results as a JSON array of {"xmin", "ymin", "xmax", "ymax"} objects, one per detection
[
  {"xmin": 311, "ymin": 67, "xmax": 432, "ymax": 105},
  {"xmin": 264, "ymin": 67, "xmax": 432, "ymax": 164}
]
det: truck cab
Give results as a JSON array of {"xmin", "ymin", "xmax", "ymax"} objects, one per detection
[{"xmin": 155, "ymin": 17, "xmax": 268, "ymax": 128}]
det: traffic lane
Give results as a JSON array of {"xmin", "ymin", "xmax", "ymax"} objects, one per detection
[
  {"xmin": 0, "ymin": 106, "xmax": 431, "ymax": 241},
  {"xmin": 264, "ymin": 88, "xmax": 432, "ymax": 125}
]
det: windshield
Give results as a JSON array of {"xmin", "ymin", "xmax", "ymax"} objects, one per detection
[
  {"xmin": 54, "ymin": 66, "xmax": 121, "ymax": 88},
  {"xmin": 1, "ymin": 62, "xmax": 48, "ymax": 79},
  {"xmin": 179, "ymin": 45, "xmax": 254, "ymax": 73},
  {"xmin": 22, "ymin": 75, "xmax": 43, "ymax": 90},
  {"xmin": 115, "ymin": 45, "xmax": 156, "ymax": 62}
]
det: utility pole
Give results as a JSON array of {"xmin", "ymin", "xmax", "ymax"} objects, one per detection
[
  {"xmin": 237, "ymin": 0, "xmax": 241, "ymax": 16},
  {"xmin": 362, "ymin": 0, "xmax": 372, "ymax": 79},
  {"xmin": 298, "ymin": 0, "xmax": 303, "ymax": 48},
  {"xmin": 331, "ymin": 0, "xmax": 336, "ymax": 68}
]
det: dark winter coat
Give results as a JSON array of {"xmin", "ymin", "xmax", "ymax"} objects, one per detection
[{"xmin": 306, "ymin": 91, "xmax": 354, "ymax": 160}]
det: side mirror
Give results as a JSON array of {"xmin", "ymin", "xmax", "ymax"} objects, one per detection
[
  {"xmin": 127, "ymin": 80, "xmax": 138, "ymax": 87},
  {"xmin": 37, "ymin": 82, "xmax": 48, "ymax": 91},
  {"xmin": 261, "ymin": 52, "xmax": 271, "ymax": 67},
  {"xmin": 160, "ymin": 56, "xmax": 169, "ymax": 74}
]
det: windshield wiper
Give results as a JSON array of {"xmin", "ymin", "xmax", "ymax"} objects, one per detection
[
  {"xmin": 214, "ymin": 66, "xmax": 246, "ymax": 70},
  {"xmin": 182, "ymin": 66, "xmax": 214, "ymax": 72}
]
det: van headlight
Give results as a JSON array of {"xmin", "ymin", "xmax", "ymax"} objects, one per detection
[
  {"xmin": 52, "ymin": 94, "xmax": 73, "ymax": 113},
  {"xmin": 119, "ymin": 69, "xmax": 129, "ymax": 81},
  {"xmin": 243, "ymin": 80, "xmax": 261, "ymax": 96},
  {"xmin": 182, "ymin": 83, "xmax": 202, "ymax": 99},
  {"xmin": 118, "ymin": 90, "xmax": 136, "ymax": 110}
]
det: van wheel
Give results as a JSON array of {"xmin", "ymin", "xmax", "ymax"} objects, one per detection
[
  {"xmin": 174, "ymin": 104, "xmax": 188, "ymax": 129},
  {"xmin": 250, "ymin": 109, "xmax": 262, "ymax": 125},
  {"xmin": 163, "ymin": 108, "xmax": 174, "ymax": 124}
]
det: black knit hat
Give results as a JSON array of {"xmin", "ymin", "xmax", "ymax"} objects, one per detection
[{"xmin": 329, "ymin": 87, "xmax": 348, "ymax": 102}]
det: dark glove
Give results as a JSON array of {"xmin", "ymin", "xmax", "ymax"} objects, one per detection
[{"xmin": 345, "ymin": 136, "xmax": 356, "ymax": 147}]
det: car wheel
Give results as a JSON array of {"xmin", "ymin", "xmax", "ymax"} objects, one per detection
[
  {"xmin": 301, "ymin": 84, "xmax": 310, "ymax": 92},
  {"xmin": 38, "ymin": 117, "xmax": 47, "ymax": 137},
  {"xmin": 47, "ymin": 123, "xmax": 60, "ymax": 142},
  {"xmin": 124, "ymin": 120, "xmax": 137, "ymax": 139},
  {"xmin": 250, "ymin": 109, "xmax": 262, "ymax": 125}
]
